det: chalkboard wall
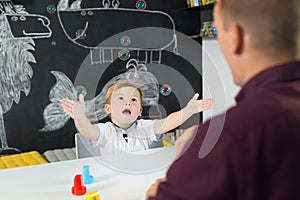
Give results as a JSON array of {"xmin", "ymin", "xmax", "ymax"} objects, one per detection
[{"xmin": 0, "ymin": 0, "xmax": 203, "ymax": 153}]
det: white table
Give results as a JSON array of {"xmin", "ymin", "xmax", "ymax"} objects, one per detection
[{"xmin": 0, "ymin": 146, "xmax": 175, "ymax": 200}]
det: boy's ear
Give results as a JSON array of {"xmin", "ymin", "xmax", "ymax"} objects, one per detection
[
  {"xmin": 139, "ymin": 107, "xmax": 143, "ymax": 116},
  {"xmin": 105, "ymin": 104, "xmax": 111, "ymax": 114}
]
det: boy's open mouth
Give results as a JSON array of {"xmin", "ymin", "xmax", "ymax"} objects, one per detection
[{"xmin": 122, "ymin": 109, "xmax": 131, "ymax": 115}]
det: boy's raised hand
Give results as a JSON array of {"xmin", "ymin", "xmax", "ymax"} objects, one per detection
[
  {"xmin": 60, "ymin": 94, "xmax": 86, "ymax": 120},
  {"xmin": 186, "ymin": 93, "xmax": 213, "ymax": 114}
]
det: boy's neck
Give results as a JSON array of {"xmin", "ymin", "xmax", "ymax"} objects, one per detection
[{"xmin": 112, "ymin": 121, "xmax": 137, "ymax": 131}]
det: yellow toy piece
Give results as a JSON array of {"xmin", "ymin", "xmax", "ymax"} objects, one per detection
[
  {"xmin": 162, "ymin": 139, "xmax": 173, "ymax": 147},
  {"xmin": 85, "ymin": 190, "xmax": 100, "ymax": 200},
  {"xmin": 0, "ymin": 151, "xmax": 48, "ymax": 170}
]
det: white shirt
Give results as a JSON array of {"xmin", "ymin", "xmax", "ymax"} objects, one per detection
[{"xmin": 90, "ymin": 119, "xmax": 160, "ymax": 155}]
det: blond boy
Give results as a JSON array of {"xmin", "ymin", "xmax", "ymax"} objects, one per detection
[{"xmin": 61, "ymin": 82, "xmax": 213, "ymax": 155}]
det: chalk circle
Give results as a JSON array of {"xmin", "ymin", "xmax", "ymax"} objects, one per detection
[
  {"xmin": 11, "ymin": 16, "xmax": 18, "ymax": 21},
  {"xmin": 19, "ymin": 16, "xmax": 26, "ymax": 21}
]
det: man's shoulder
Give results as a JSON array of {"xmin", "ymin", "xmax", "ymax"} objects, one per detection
[
  {"xmin": 210, "ymin": 97, "xmax": 300, "ymax": 135},
  {"xmin": 230, "ymin": 92, "xmax": 299, "ymax": 120}
]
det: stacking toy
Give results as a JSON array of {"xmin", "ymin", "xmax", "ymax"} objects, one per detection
[
  {"xmin": 72, "ymin": 174, "xmax": 86, "ymax": 195},
  {"xmin": 85, "ymin": 190, "xmax": 100, "ymax": 200},
  {"xmin": 82, "ymin": 165, "xmax": 94, "ymax": 184}
]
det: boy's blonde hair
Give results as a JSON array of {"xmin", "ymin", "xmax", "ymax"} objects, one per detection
[{"xmin": 105, "ymin": 82, "xmax": 143, "ymax": 106}]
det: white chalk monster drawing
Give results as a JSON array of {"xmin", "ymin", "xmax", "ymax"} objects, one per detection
[
  {"xmin": 56, "ymin": 0, "xmax": 177, "ymax": 65},
  {"xmin": 41, "ymin": 59, "xmax": 161, "ymax": 132},
  {"xmin": 0, "ymin": 0, "xmax": 51, "ymax": 154}
]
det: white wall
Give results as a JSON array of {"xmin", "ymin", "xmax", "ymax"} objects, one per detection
[{"xmin": 202, "ymin": 39, "xmax": 240, "ymax": 122}]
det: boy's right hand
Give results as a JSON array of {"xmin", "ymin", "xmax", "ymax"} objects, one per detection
[{"xmin": 60, "ymin": 94, "xmax": 86, "ymax": 120}]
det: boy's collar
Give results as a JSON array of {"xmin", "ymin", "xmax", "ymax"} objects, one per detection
[{"xmin": 112, "ymin": 121, "xmax": 137, "ymax": 133}]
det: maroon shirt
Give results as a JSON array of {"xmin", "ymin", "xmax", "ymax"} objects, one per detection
[{"xmin": 151, "ymin": 61, "xmax": 300, "ymax": 200}]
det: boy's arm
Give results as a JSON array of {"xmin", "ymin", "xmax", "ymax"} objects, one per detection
[
  {"xmin": 154, "ymin": 94, "xmax": 213, "ymax": 135},
  {"xmin": 60, "ymin": 94, "xmax": 99, "ymax": 141}
]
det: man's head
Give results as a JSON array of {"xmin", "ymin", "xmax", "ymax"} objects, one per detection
[
  {"xmin": 105, "ymin": 82, "xmax": 143, "ymax": 129},
  {"xmin": 213, "ymin": 0, "xmax": 299, "ymax": 86}
]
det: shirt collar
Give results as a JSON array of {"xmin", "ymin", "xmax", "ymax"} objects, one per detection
[
  {"xmin": 112, "ymin": 121, "xmax": 137, "ymax": 134},
  {"xmin": 235, "ymin": 60, "xmax": 300, "ymax": 103}
]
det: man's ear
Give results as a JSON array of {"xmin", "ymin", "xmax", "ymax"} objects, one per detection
[
  {"xmin": 230, "ymin": 24, "xmax": 244, "ymax": 55},
  {"xmin": 105, "ymin": 104, "xmax": 111, "ymax": 114}
]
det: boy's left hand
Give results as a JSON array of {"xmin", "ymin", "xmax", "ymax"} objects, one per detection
[
  {"xmin": 175, "ymin": 125, "xmax": 198, "ymax": 159},
  {"xmin": 186, "ymin": 93, "xmax": 213, "ymax": 114}
]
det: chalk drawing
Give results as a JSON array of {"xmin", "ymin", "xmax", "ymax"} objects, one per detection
[
  {"xmin": 0, "ymin": 1, "xmax": 52, "ymax": 154},
  {"xmin": 41, "ymin": 59, "xmax": 161, "ymax": 132},
  {"xmin": 56, "ymin": 0, "xmax": 177, "ymax": 65}
]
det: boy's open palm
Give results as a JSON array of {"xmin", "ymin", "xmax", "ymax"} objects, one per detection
[
  {"xmin": 186, "ymin": 93, "xmax": 213, "ymax": 114},
  {"xmin": 60, "ymin": 94, "xmax": 86, "ymax": 120}
]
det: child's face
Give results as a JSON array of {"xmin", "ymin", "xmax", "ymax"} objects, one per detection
[{"xmin": 105, "ymin": 86, "xmax": 142, "ymax": 129}]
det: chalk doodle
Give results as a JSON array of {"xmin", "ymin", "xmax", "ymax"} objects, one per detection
[
  {"xmin": 56, "ymin": 0, "xmax": 177, "ymax": 65},
  {"xmin": 0, "ymin": 0, "xmax": 52, "ymax": 154}
]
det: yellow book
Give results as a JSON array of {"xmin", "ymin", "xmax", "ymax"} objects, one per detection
[{"xmin": 189, "ymin": 0, "xmax": 194, "ymax": 7}]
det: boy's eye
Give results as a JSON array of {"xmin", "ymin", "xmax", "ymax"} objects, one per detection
[
  {"xmin": 117, "ymin": 97, "xmax": 124, "ymax": 100},
  {"xmin": 131, "ymin": 98, "xmax": 138, "ymax": 102}
]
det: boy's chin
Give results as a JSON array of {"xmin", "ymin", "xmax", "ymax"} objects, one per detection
[
  {"xmin": 122, "ymin": 114, "xmax": 138, "ymax": 120},
  {"xmin": 119, "ymin": 117, "xmax": 138, "ymax": 125}
]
